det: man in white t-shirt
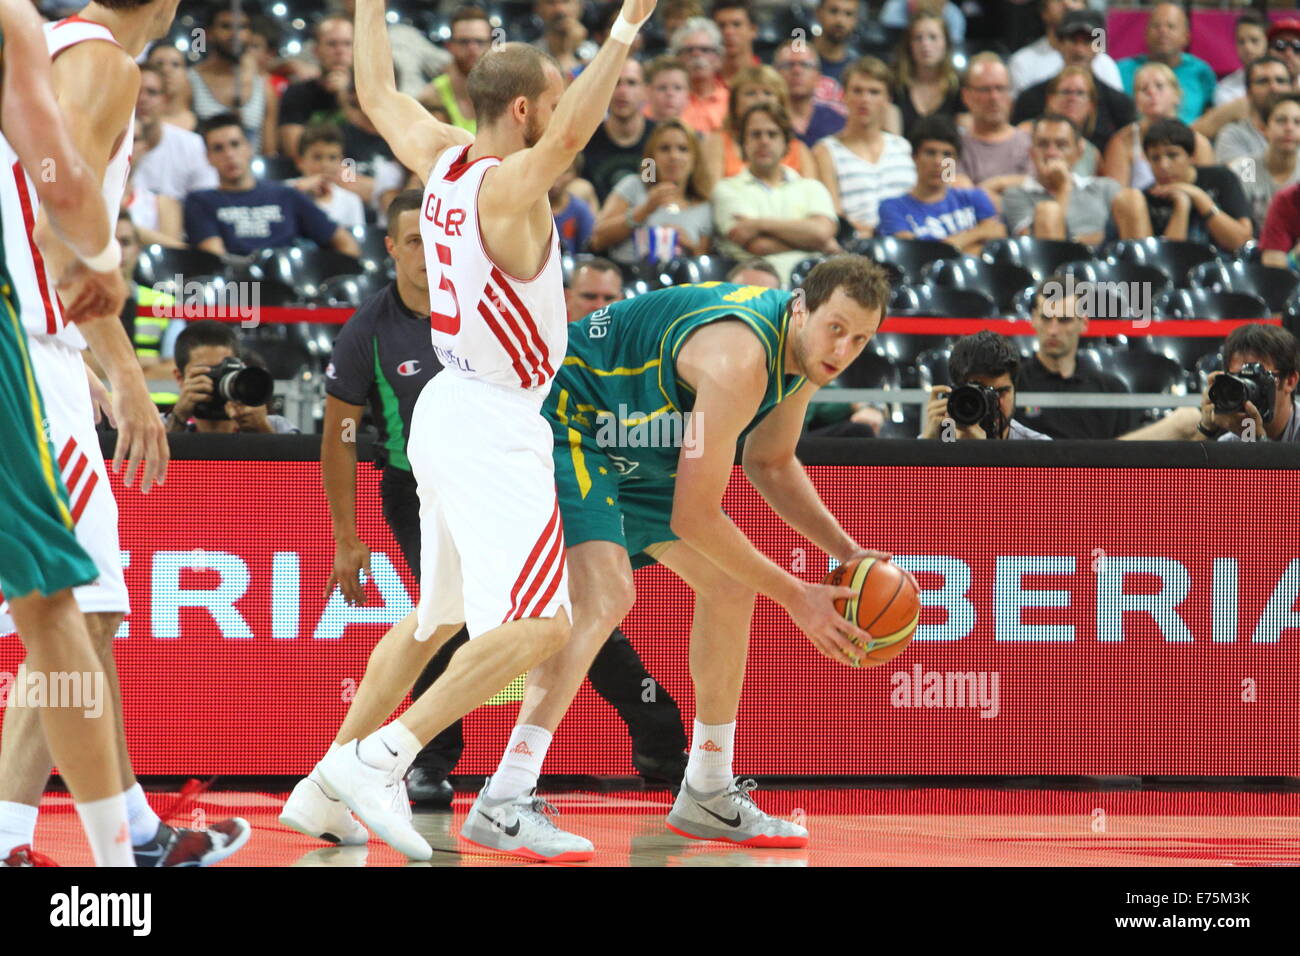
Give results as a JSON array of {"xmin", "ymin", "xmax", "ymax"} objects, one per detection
[
  {"xmin": 291, "ymin": 122, "xmax": 366, "ymax": 229},
  {"xmin": 131, "ymin": 61, "xmax": 218, "ymax": 201},
  {"xmin": 1008, "ymin": 0, "xmax": 1123, "ymax": 96}
]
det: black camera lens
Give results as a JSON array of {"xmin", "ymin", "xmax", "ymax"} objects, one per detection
[
  {"xmin": 220, "ymin": 365, "xmax": 274, "ymax": 407},
  {"xmin": 947, "ymin": 384, "xmax": 989, "ymax": 427},
  {"xmin": 1209, "ymin": 375, "xmax": 1248, "ymax": 415}
]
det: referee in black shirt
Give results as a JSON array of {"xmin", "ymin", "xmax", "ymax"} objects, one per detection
[
  {"xmin": 323, "ymin": 192, "xmax": 688, "ymax": 805},
  {"xmin": 1015, "ymin": 272, "xmax": 1142, "ymax": 440}
]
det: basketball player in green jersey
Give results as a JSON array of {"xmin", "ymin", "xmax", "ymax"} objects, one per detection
[
  {"xmin": 459, "ymin": 255, "xmax": 901, "ymax": 853},
  {"xmin": 0, "ymin": 0, "xmax": 142, "ymax": 866}
]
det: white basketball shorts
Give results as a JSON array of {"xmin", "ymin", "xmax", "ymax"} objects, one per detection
[
  {"xmin": 0, "ymin": 335, "xmax": 128, "ymax": 633},
  {"xmin": 408, "ymin": 373, "xmax": 570, "ymax": 640}
]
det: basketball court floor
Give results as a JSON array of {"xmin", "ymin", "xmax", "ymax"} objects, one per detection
[{"xmin": 25, "ymin": 785, "xmax": 1300, "ymax": 866}]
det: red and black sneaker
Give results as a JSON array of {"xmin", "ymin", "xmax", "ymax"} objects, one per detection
[
  {"xmin": 1, "ymin": 845, "xmax": 60, "ymax": 867},
  {"xmin": 133, "ymin": 818, "xmax": 251, "ymax": 867}
]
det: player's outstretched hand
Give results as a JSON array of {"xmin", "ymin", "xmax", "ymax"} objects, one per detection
[
  {"xmin": 112, "ymin": 383, "xmax": 169, "ymax": 493},
  {"xmin": 56, "ymin": 260, "xmax": 128, "ymax": 326},
  {"xmin": 619, "ymin": 0, "xmax": 657, "ymax": 28},
  {"xmin": 328, "ymin": 536, "xmax": 372, "ymax": 607},
  {"xmin": 787, "ymin": 581, "xmax": 872, "ymax": 666}
]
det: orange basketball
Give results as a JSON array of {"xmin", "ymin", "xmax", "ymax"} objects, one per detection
[{"xmin": 824, "ymin": 557, "xmax": 919, "ymax": 668}]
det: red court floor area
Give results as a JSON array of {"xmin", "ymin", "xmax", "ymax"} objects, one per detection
[{"xmin": 26, "ymin": 785, "xmax": 1300, "ymax": 866}]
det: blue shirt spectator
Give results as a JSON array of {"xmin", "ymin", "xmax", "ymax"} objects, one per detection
[
  {"xmin": 554, "ymin": 194, "xmax": 595, "ymax": 255},
  {"xmin": 189, "ymin": 111, "xmax": 360, "ymax": 258},
  {"xmin": 877, "ymin": 187, "xmax": 998, "ymax": 242}
]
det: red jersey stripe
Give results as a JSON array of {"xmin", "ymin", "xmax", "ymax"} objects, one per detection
[
  {"xmin": 483, "ymin": 282, "xmax": 542, "ymax": 387},
  {"xmin": 57, "ymin": 436, "xmax": 77, "ymax": 470},
  {"xmin": 512, "ymin": 514, "xmax": 565, "ymax": 621},
  {"xmin": 69, "ymin": 471, "xmax": 98, "ymax": 525},
  {"xmin": 11, "ymin": 162, "xmax": 60, "ymax": 335},
  {"xmin": 491, "ymin": 267, "xmax": 553, "ymax": 379},
  {"xmin": 477, "ymin": 300, "xmax": 531, "ymax": 388},
  {"xmin": 64, "ymin": 453, "xmax": 89, "ymax": 499},
  {"xmin": 503, "ymin": 502, "xmax": 561, "ymax": 622},
  {"xmin": 524, "ymin": 545, "xmax": 567, "ymax": 620}
]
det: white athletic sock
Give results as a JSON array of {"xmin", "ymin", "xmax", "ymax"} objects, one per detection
[
  {"xmin": 75, "ymin": 792, "xmax": 134, "ymax": 867},
  {"xmin": 124, "ymin": 783, "xmax": 162, "ymax": 846},
  {"xmin": 357, "ymin": 720, "xmax": 421, "ymax": 774},
  {"xmin": 0, "ymin": 800, "xmax": 39, "ymax": 858},
  {"xmin": 685, "ymin": 720, "xmax": 736, "ymax": 794},
  {"xmin": 485, "ymin": 725, "xmax": 552, "ymax": 800}
]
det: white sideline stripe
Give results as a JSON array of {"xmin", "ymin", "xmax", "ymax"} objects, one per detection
[{"xmin": 812, "ymin": 389, "xmax": 1204, "ymax": 409}]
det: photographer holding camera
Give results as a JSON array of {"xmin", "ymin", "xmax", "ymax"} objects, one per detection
[
  {"xmin": 165, "ymin": 320, "xmax": 297, "ymax": 434},
  {"xmin": 921, "ymin": 329, "xmax": 1051, "ymax": 440},
  {"xmin": 1195, "ymin": 323, "xmax": 1300, "ymax": 442}
]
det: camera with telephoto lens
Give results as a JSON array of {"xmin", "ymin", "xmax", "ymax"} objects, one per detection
[
  {"xmin": 192, "ymin": 356, "xmax": 274, "ymax": 420},
  {"xmin": 946, "ymin": 383, "xmax": 1005, "ymax": 437},
  {"xmin": 1208, "ymin": 362, "xmax": 1275, "ymax": 424}
]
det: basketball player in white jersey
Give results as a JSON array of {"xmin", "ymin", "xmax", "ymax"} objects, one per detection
[
  {"xmin": 283, "ymin": 0, "xmax": 658, "ymax": 862},
  {"xmin": 0, "ymin": 0, "xmax": 249, "ymax": 867},
  {"xmin": 0, "ymin": 0, "xmax": 157, "ymax": 868}
]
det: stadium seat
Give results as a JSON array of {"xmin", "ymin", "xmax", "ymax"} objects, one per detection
[
  {"xmin": 1157, "ymin": 288, "xmax": 1271, "ymax": 321},
  {"xmin": 1126, "ymin": 333, "xmax": 1213, "ymax": 379},
  {"xmin": 871, "ymin": 332, "xmax": 953, "ymax": 386},
  {"xmin": 922, "ymin": 257, "xmax": 1035, "ymax": 316},
  {"xmin": 1188, "ymin": 260, "xmax": 1300, "ymax": 313},
  {"xmin": 320, "ymin": 272, "xmax": 388, "ymax": 308},
  {"xmin": 850, "ymin": 236, "xmax": 962, "ymax": 284},
  {"xmin": 134, "ymin": 245, "xmax": 226, "ymax": 289},
  {"xmin": 349, "ymin": 225, "xmax": 390, "ymax": 269},
  {"xmin": 914, "ymin": 347, "xmax": 951, "ymax": 388},
  {"xmin": 893, "ymin": 284, "xmax": 998, "ymax": 319},
  {"xmin": 1106, "ymin": 348, "xmax": 1190, "ymax": 422},
  {"xmin": 789, "ymin": 255, "xmax": 825, "ymax": 288},
  {"xmin": 841, "ymin": 346, "xmax": 900, "ymax": 390},
  {"xmin": 255, "ymin": 247, "xmax": 366, "ymax": 301},
  {"xmin": 1104, "ymin": 237, "xmax": 1219, "ymax": 288},
  {"xmin": 250, "ymin": 155, "xmax": 301, "ymax": 181},
  {"xmin": 239, "ymin": 323, "xmax": 315, "ymax": 380},
  {"xmin": 980, "ymin": 236, "xmax": 1091, "ymax": 281},
  {"xmin": 1194, "ymin": 351, "xmax": 1223, "ymax": 389},
  {"xmin": 1283, "ymin": 288, "xmax": 1300, "ymax": 337},
  {"xmin": 684, "ymin": 253, "xmax": 738, "ymax": 283}
]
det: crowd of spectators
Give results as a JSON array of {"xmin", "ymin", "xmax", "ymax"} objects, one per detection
[{"xmin": 75, "ymin": 0, "xmax": 1300, "ymax": 442}]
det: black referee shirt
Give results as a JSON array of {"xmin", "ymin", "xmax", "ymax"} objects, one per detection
[
  {"xmin": 325, "ymin": 281, "xmax": 441, "ymax": 471},
  {"xmin": 1015, "ymin": 354, "xmax": 1141, "ymax": 440}
]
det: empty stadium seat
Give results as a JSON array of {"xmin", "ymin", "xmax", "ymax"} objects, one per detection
[
  {"xmin": 255, "ymin": 247, "xmax": 365, "ymax": 301},
  {"xmin": 685, "ymin": 253, "xmax": 739, "ymax": 283},
  {"xmin": 1107, "ymin": 349, "xmax": 1190, "ymax": 422},
  {"xmin": 892, "ymin": 284, "xmax": 997, "ymax": 319},
  {"xmin": 1188, "ymin": 260, "xmax": 1300, "ymax": 313},
  {"xmin": 789, "ymin": 255, "xmax": 825, "ymax": 288},
  {"xmin": 841, "ymin": 347, "xmax": 901, "ymax": 390},
  {"xmin": 871, "ymin": 332, "xmax": 953, "ymax": 387},
  {"xmin": 1195, "ymin": 351, "xmax": 1223, "ymax": 389},
  {"xmin": 922, "ymin": 257, "xmax": 1035, "ymax": 316},
  {"xmin": 349, "ymin": 225, "xmax": 391, "ymax": 269},
  {"xmin": 1104, "ymin": 237, "xmax": 1219, "ymax": 288},
  {"xmin": 134, "ymin": 245, "xmax": 226, "ymax": 289},
  {"xmin": 1157, "ymin": 288, "xmax": 1271, "ymax": 321},
  {"xmin": 981, "ymin": 237, "xmax": 1092, "ymax": 281},
  {"xmin": 850, "ymin": 236, "xmax": 962, "ymax": 284},
  {"xmin": 1126, "ymin": 333, "xmax": 1213, "ymax": 379},
  {"xmin": 320, "ymin": 272, "xmax": 388, "ymax": 308},
  {"xmin": 913, "ymin": 347, "xmax": 951, "ymax": 388}
]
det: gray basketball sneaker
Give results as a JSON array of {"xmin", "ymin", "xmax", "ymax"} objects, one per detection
[
  {"xmin": 459, "ymin": 784, "xmax": 594, "ymax": 863},
  {"xmin": 666, "ymin": 778, "xmax": 809, "ymax": 848}
]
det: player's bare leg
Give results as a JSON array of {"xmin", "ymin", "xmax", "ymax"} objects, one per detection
[
  {"xmin": 654, "ymin": 541, "xmax": 809, "ymax": 848},
  {"xmin": 281, "ymin": 614, "xmax": 458, "ymax": 845},
  {"xmin": 316, "ymin": 611, "xmax": 570, "ymax": 859},
  {"xmin": 6, "ymin": 591, "xmax": 131, "ymax": 865}
]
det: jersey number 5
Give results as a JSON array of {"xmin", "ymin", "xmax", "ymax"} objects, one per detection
[{"xmin": 429, "ymin": 242, "xmax": 461, "ymax": 334}]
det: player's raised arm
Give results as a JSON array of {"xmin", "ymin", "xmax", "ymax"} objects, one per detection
[
  {"xmin": 670, "ymin": 324, "xmax": 871, "ymax": 664},
  {"xmin": 0, "ymin": 0, "xmax": 114, "ymax": 272},
  {"xmin": 480, "ymin": 0, "xmax": 656, "ymax": 215},
  {"xmin": 355, "ymin": 0, "xmax": 472, "ymax": 177}
]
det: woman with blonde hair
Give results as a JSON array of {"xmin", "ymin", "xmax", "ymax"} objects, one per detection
[
  {"xmin": 1102, "ymin": 62, "xmax": 1214, "ymax": 190},
  {"xmin": 592, "ymin": 118, "xmax": 715, "ymax": 263},
  {"xmin": 701, "ymin": 64, "xmax": 815, "ymax": 184},
  {"xmin": 893, "ymin": 6, "xmax": 964, "ymax": 136}
]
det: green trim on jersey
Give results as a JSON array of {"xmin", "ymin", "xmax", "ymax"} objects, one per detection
[{"xmin": 373, "ymin": 337, "xmax": 410, "ymax": 471}]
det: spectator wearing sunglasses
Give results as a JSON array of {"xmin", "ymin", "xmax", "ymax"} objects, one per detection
[{"xmin": 1267, "ymin": 18, "xmax": 1300, "ymax": 85}]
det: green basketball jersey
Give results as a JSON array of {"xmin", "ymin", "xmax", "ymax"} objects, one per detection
[{"xmin": 546, "ymin": 282, "xmax": 807, "ymax": 480}]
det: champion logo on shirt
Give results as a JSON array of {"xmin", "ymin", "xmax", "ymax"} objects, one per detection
[{"xmin": 396, "ymin": 360, "xmax": 421, "ymax": 376}]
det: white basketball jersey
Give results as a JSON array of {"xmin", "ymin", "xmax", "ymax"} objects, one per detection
[
  {"xmin": 0, "ymin": 16, "xmax": 135, "ymax": 350},
  {"xmin": 420, "ymin": 143, "xmax": 567, "ymax": 393}
]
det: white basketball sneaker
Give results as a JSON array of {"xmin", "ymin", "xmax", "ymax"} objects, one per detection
[
  {"xmin": 280, "ymin": 768, "xmax": 370, "ymax": 846},
  {"xmin": 666, "ymin": 778, "xmax": 809, "ymax": 848},
  {"xmin": 459, "ymin": 784, "xmax": 594, "ymax": 863},
  {"xmin": 316, "ymin": 740, "xmax": 431, "ymax": 861}
]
